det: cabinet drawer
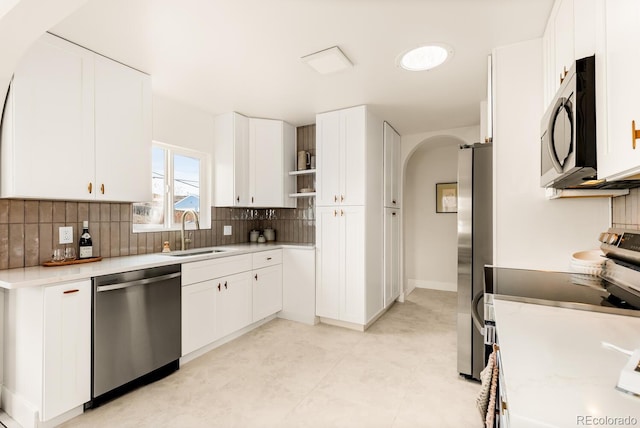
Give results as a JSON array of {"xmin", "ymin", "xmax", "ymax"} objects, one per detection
[
  {"xmin": 182, "ymin": 254, "xmax": 252, "ymax": 285},
  {"xmin": 252, "ymin": 249, "xmax": 282, "ymax": 269}
]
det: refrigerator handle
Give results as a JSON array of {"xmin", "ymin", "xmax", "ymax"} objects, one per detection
[{"xmin": 471, "ymin": 291, "xmax": 485, "ymax": 336}]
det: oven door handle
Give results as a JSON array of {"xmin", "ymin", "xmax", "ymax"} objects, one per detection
[
  {"xmin": 96, "ymin": 272, "xmax": 181, "ymax": 292},
  {"xmin": 471, "ymin": 291, "xmax": 485, "ymax": 336}
]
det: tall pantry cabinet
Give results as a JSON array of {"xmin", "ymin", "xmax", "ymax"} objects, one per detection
[
  {"xmin": 383, "ymin": 122, "xmax": 401, "ymax": 308},
  {"xmin": 315, "ymin": 105, "xmax": 384, "ymax": 329}
]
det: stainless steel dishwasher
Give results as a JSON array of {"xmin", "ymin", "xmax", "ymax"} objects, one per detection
[{"xmin": 89, "ymin": 264, "xmax": 181, "ymax": 407}]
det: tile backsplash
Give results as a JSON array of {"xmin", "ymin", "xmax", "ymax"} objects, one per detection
[
  {"xmin": 0, "ymin": 124, "xmax": 316, "ymax": 270},
  {"xmin": 0, "ymin": 201, "xmax": 315, "ymax": 270},
  {"xmin": 612, "ymin": 188, "xmax": 640, "ymax": 230}
]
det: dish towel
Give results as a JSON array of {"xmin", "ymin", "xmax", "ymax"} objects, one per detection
[{"xmin": 476, "ymin": 347, "xmax": 499, "ymax": 427}]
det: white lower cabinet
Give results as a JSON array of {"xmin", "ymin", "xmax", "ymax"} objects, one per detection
[
  {"xmin": 215, "ymin": 272, "xmax": 253, "ymax": 339},
  {"xmin": 3, "ymin": 280, "xmax": 91, "ymax": 428},
  {"xmin": 43, "ymin": 283, "xmax": 91, "ymax": 420},
  {"xmin": 316, "ymin": 206, "xmax": 368, "ymax": 325},
  {"xmin": 280, "ymin": 248, "xmax": 317, "ymax": 325},
  {"xmin": 252, "ymin": 264, "xmax": 283, "ymax": 322},
  {"xmin": 181, "ymin": 250, "xmax": 283, "ymax": 357},
  {"xmin": 181, "ymin": 280, "xmax": 218, "ymax": 356}
]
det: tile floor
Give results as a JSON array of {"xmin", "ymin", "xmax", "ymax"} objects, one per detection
[{"xmin": 58, "ymin": 288, "xmax": 481, "ymax": 428}]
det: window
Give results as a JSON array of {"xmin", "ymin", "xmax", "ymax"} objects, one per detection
[{"xmin": 133, "ymin": 142, "xmax": 210, "ymax": 232}]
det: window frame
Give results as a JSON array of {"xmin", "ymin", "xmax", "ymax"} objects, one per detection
[{"xmin": 133, "ymin": 141, "xmax": 211, "ymax": 233}]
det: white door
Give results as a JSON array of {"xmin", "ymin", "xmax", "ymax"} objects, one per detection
[
  {"xmin": 597, "ymin": 0, "xmax": 640, "ymax": 180},
  {"xmin": 6, "ymin": 34, "xmax": 94, "ymax": 200},
  {"xmin": 234, "ymin": 113, "xmax": 251, "ymax": 206},
  {"xmin": 181, "ymin": 281, "xmax": 217, "ymax": 355},
  {"xmin": 384, "ymin": 208, "xmax": 401, "ymax": 306},
  {"xmin": 383, "ymin": 122, "xmax": 400, "ymax": 208},
  {"xmin": 316, "ymin": 111, "xmax": 341, "ymax": 206},
  {"xmin": 340, "ymin": 206, "xmax": 365, "ymax": 324},
  {"xmin": 43, "ymin": 281, "xmax": 91, "ymax": 420},
  {"xmin": 341, "ymin": 106, "xmax": 366, "ymax": 206},
  {"xmin": 216, "ymin": 272, "xmax": 252, "ymax": 339},
  {"xmin": 250, "ymin": 118, "xmax": 283, "ymax": 206},
  {"xmin": 94, "ymin": 55, "xmax": 152, "ymax": 202},
  {"xmin": 252, "ymin": 264, "xmax": 283, "ymax": 321},
  {"xmin": 315, "ymin": 206, "xmax": 342, "ymax": 318}
]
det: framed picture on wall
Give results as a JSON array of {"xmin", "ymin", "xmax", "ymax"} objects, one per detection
[{"xmin": 436, "ymin": 182, "xmax": 458, "ymax": 213}]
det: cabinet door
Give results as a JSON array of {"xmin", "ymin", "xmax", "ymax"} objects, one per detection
[
  {"xmin": 182, "ymin": 281, "xmax": 217, "ymax": 356},
  {"xmin": 250, "ymin": 118, "xmax": 283, "ymax": 206},
  {"xmin": 341, "ymin": 106, "xmax": 366, "ymax": 206},
  {"xmin": 383, "ymin": 122, "xmax": 400, "ymax": 208},
  {"xmin": 252, "ymin": 264, "xmax": 283, "ymax": 321},
  {"xmin": 384, "ymin": 208, "xmax": 401, "ymax": 306},
  {"xmin": 2, "ymin": 34, "xmax": 94, "ymax": 200},
  {"xmin": 316, "ymin": 111, "xmax": 342, "ymax": 206},
  {"xmin": 94, "ymin": 55, "xmax": 152, "ymax": 202},
  {"xmin": 215, "ymin": 272, "xmax": 252, "ymax": 339},
  {"xmin": 554, "ymin": 0, "xmax": 575, "ymax": 91},
  {"xmin": 341, "ymin": 206, "xmax": 365, "ymax": 324},
  {"xmin": 234, "ymin": 113, "xmax": 251, "ymax": 206},
  {"xmin": 597, "ymin": 0, "xmax": 640, "ymax": 181},
  {"xmin": 43, "ymin": 281, "xmax": 91, "ymax": 420},
  {"xmin": 315, "ymin": 206, "xmax": 342, "ymax": 318}
]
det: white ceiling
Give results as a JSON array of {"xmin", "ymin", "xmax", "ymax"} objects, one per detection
[{"xmin": 50, "ymin": 0, "xmax": 554, "ymax": 136}]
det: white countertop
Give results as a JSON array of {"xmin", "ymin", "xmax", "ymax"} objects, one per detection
[
  {"xmin": 493, "ymin": 299, "xmax": 640, "ymax": 428},
  {"xmin": 0, "ymin": 242, "xmax": 314, "ymax": 289}
]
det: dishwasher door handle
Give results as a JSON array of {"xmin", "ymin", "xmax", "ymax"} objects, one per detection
[{"xmin": 96, "ymin": 272, "xmax": 181, "ymax": 292}]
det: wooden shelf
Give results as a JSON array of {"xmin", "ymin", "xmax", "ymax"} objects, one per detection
[
  {"xmin": 289, "ymin": 192, "xmax": 316, "ymax": 198},
  {"xmin": 289, "ymin": 169, "xmax": 316, "ymax": 176}
]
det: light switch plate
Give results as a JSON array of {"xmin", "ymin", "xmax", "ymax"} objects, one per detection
[
  {"xmin": 223, "ymin": 225, "xmax": 232, "ymax": 236},
  {"xmin": 59, "ymin": 226, "xmax": 73, "ymax": 244}
]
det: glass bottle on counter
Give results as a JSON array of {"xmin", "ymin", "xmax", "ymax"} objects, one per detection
[{"xmin": 79, "ymin": 220, "xmax": 93, "ymax": 259}]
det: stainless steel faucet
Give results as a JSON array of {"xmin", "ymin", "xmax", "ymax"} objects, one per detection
[{"xmin": 180, "ymin": 209, "xmax": 200, "ymax": 250}]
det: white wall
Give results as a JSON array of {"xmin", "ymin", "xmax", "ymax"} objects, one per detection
[
  {"xmin": 152, "ymin": 94, "xmax": 214, "ymax": 153},
  {"xmin": 404, "ymin": 138, "xmax": 461, "ymax": 293},
  {"xmin": 493, "ymin": 39, "xmax": 610, "ymax": 271},
  {"xmin": 0, "ymin": 0, "xmax": 89, "ymax": 113}
]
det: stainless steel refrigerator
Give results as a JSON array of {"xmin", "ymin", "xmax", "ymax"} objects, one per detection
[{"xmin": 457, "ymin": 143, "xmax": 492, "ymax": 380}]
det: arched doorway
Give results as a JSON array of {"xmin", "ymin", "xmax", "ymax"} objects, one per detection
[{"xmin": 400, "ymin": 130, "xmax": 476, "ymax": 297}]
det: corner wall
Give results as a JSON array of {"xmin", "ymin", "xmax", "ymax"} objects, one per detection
[
  {"xmin": 492, "ymin": 39, "xmax": 610, "ymax": 271},
  {"xmin": 404, "ymin": 139, "xmax": 460, "ymax": 293}
]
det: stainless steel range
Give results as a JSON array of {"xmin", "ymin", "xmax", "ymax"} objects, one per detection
[{"xmin": 482, "ymin": 228, "xmax": 640, "ymax": 349}]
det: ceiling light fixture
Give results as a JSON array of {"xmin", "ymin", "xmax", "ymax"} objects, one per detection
[
  {"xmin": 301, "ymin": 46, "xmax": 353, "ymax": 74},
  {"xmin": 398, "ymin": 44, "xmax": 453, "ymax": 71}
]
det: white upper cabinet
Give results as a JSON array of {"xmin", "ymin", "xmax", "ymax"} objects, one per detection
[
  {"xmin": 316, "ymin": 106, "xmax": 366, "ymax": 206},
  {"xmin": 249, "ymin": 118, "xmax": 296, "ymax": 207},
  {"xmin": 212, "ymin": 112, "xmax": 250, "ymax": 206},
  {"xmin": 383, "ymin": 122, "xmax": 401, "ymax": 208},
  {"xmin": 94, "ymin": 55, "xmax": 152, "ymax": 201},
  {"xmin": 543, "ymin": 0, "xmax": 597, "ymax": 106},
  {"xmin": 595, "ymin": 0, "xmax": 640, "ymax": 181},
  {"xmin": 0, "ymin": 33, "xmax": 152, "ymax": 202},
  {"xmin": 1, "ymin": 33, "xmax": 93, "ymax": 200},
  {"xmin": 212, "ymin": 113, "xmax": 295, "ymax": 208}
]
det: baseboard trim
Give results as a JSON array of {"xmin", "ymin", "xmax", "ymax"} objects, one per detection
[
  {"xmin": 277, "ymin": 311, "xmax": 319, "ymax": 326},
  {"xmin": 318, "ymin": 317, "xmax": 365, "ymax": 332},
  {"xmin": 408, "ymin": 279, "xmax": 457, "ymax": 292},
  {"xmin": 180, "ymin": 314, "xmax": 276, "ymax": 365},
  {"xmin": 1, "ymin": 386, "xmax": 37, "ymax": 428}
]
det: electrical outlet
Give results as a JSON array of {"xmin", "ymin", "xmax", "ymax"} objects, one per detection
[
  {"xmin": 59, "ymin": 226, "xmax": 73, "ymax": 244},
  {"xmin": 223, "ymin": 225, "xmax": 232, "ymax": 236}
]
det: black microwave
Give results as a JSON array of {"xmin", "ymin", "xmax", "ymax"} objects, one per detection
[{"xmin": 540, "ymin": 56, "xmax": 598, "ymax": 189}]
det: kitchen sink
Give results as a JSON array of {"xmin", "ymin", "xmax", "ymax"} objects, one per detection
[{"xmin": 160, "ymin": 248, "xmax": 229, "ymax": 257}]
